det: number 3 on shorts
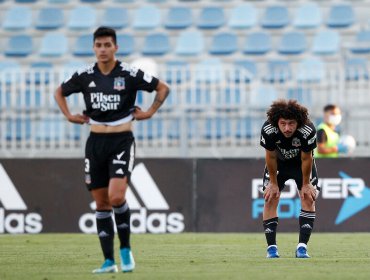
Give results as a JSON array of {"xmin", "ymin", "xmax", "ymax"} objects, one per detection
[{"xmin": 85, "ymin": 158, "xmax": 90, "ymax": 173}]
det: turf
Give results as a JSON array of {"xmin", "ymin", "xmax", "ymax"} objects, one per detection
[{"xmin": 0, "ymin": 233, "xmax": 370, "ymax": 280}]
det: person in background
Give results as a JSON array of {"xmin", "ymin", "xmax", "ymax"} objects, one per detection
[{"xmin": 315, "ymin": 104, "xmax": 347, "ymax": 158}]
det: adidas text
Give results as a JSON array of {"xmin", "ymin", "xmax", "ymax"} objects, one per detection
[{"xmin": 79, "ymin": 208, "xmax": 184, "ymax": 234}]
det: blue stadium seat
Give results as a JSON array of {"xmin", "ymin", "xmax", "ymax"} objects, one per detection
[
  {"xmin": 197, "ymin": 7, "xmax": 225, "ymax": 29},
  {"xmin": 133, "ymin": 6, "xmax": 161, "ymax": 29},
  {"xmin": 142, "ymin": 33, "xmax": 170, "ymax": 56},
  {"xmin": 80, "ymin": 0, "xmax": 102, "ymax": 2},
  {"xmin": 35, "ymin": 7, "xmax": 64, "ymax": 30},
  {"xmin": 165, "ymin": 60, "xmax": 190, "ymax": 84},
  {"xmin": 164, "ymin": 7, "xmax": 192, "ymax": 29},
  {"xmin": 40, "ymin": 33, "xmax": 68, "ymax": 57},
  {"xmin": 345, "ymin": 58, "xmax": 369, "ymax": 81},
  {"xmin": 293, "ymin": 2, "xmax": 321, "ymax": 29},
  {"xmin": 175, "ymin": 30, "xmax": 204, "ymax": 55},
  {"xmin": 68, "ymin": 6, "xmax": 97, "ymax": 30},
  {"xmin": 116, "ymin": 34, "xmax": 134, "ymax": 56},
  {"xmin": 278, "ymin": 32, "xmax": 306, "ymax": 55},
  {"xmin": 209, "ymin": 32, "xmax": 238, "ymax": 55},
  {"xmin": 312, "ymin": 30, "xmax": 340, "ymax": 55},
  {"xmin": 101, "ymin": 7, "xmax": 129, "ymax": 29},
  {"xmin": 264, "ymin": 60, "xmax": 291, "ymax": 83},
  {"xmin": 233, "ymin": 60, "xmax": 257, "ymax": 82},
  {"xmin": 73, "ymin": 34, "xmax": 94, "ymax": 56},
  {"xmin": 3, "ymin": 6, "xmax": 32, "ymax": 30},
  {"xmin": 229, "ymin": 4, "xmax": 258, "ymax": 29},
  {"xmin": 327, "ymin": 3, "xmax": 355, "ymax": 28},
  {"xmin": 297, "ymin": 57, "xmax": 325, "ymax": 83},
  {"xmin": 261, "ymin": 5, "xmax": 289, "ymax": 29},
  {"xmin": 243, "ymin": 32, "xmax": 271, "ymax": 55},
  {"xmin": 4, "ymin": 35, "xmax": 33, "ymax": 57},
  {"xmin": 350, "ymin": 31, "xmax": 370, "ymax": 54}
]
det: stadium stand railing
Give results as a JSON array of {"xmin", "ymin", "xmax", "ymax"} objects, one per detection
[{"xmin": 1, "ymin": 63, "xmax": 370, "ymax": 158}]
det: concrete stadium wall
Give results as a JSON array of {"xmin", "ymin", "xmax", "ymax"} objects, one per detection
[{"xmin": 0, "ymin": 158, "xmax": 369, "ymax": 234}]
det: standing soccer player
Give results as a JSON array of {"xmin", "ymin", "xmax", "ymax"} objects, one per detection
[
  {"xmin": 54, "ymin": 27, "xmax": 170, "ymax": 273},
  {"xmin": 260, "ymin": 99, "xmax": 319, "ymax": 258}
]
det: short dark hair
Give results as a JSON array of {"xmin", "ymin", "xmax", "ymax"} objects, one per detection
[
  {"xmin": 93, "ymin": 26, "xmax": 117, "ymax": 45},
  {"xmin": 267, "ymin": 99, "xmax": 309, "ymax": 128},
  {"xmin": 323, "ymin": 104, "xmax": 337, "ymax": 112}
]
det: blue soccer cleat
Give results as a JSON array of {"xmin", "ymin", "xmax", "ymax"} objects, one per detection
[
  {"xmin": 296, "ymin": 244, "xmax": 310, "ymax": 258},
  {"xmin": 266, "ymin": 245, "xmax": 280, "ymax": 258},
  {"xmin": 120, "ymin": 248, "xmax": 135, "ymax": 272},
  {"xmin": 92, "ymin": 259, "xmax": 118, "ymax": 274}
]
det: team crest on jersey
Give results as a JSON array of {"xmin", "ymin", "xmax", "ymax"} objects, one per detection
[
  {"xmin": 113, "ymin": 77, "xmax": 125, "ymax": 90},
  {"xmin": 292, "ymin": 137, "xmax": 301, "ymax": 147}
]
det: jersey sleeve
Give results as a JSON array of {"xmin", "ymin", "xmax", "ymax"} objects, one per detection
[
  {"xmin": 260, "ymin": 125, "xmax": 276, "ymax": 151},
  {"xmin": 131, "ymin": 68, "xmax": 159, "ymax": 92},
  {"xmin": 61, "ymin": 72, "xmax": 83, "ymax": 97},
  {"xmin": 302, "ymin": 125, "xmax": 317, "ymax": 152}
]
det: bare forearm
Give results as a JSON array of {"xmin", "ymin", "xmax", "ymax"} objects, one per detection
[
  {"xmin": 266, "ymin": 151, "xmax": 278, "ymax": 184},
  {"xmin": 148, "ymin": 82, "xmax": 170, "ymax": 115},
  {"xmin": 54, "ymin": 87, "xmax": 71, "ymax": 119},
  {"xmin": 301, "ymin": 153, "xmax": 313, "ymax": 185}
]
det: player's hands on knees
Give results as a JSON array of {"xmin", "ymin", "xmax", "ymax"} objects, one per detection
[
  {"xmin": 67, "ymin": 114, "xmax": 89, "ymax": 124},
  {"xmin": 300, "ymin": 183, "xmax": 317, "ymax": 202},
  {"xmin": 132, "ymin": 106, "xmax": 153, "ymax": 121},
  {"xmin": 264, "ymin": 183, "xmax": 280, "ymax": 203}
]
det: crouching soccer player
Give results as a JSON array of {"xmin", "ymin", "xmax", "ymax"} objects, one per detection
[{"xmin": 260, "ymin": 99, "xmax": 320, "ymax": 258}]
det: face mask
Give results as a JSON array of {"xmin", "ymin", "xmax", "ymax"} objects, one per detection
[{"xmin": 328, "ymin": 114, "xmax": 342, "ymax": 126}]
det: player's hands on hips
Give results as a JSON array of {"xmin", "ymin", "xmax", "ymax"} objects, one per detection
[
  {"xmin": 132, "ymin": 106, "xmax": 153, "ymax": 121},
  {"xmin": 300, "ymin": 183, "xmax": 317, "ymax": 202},
  {"xmin": 264, "ymin": 183, "xmax": 280, "ymax": 203},
  {"xmin": 67, "ymin": 114, "xmax": 89, "ymax": 124}
]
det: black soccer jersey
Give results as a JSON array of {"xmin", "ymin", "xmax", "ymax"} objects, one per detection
[
  {"xmin": 61, "ymin": 60, "xmax": 159, "ymax": 122},
  {"xmin": 260, "ymin": 120, "xmax": 317, "ymax": 162}
]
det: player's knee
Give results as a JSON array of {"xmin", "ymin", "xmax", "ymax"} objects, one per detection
[
  {"xmin": 301, "ymin": 197, "xmax": 315, "ymax": 209},
  {"xmin": 265, "ymin": 197, "xmax": 279, "ymax": 208},
  {"xmin": 109, "ymin": 194, "xmax": 124, "ymax": 206}
]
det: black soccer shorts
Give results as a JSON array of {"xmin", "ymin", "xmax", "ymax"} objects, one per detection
[
  {"xmin": 262, "ymin": 159, "xmax": 320, "ymax": 192},
  {"xmin": 84, "ymin": 131, "xmax": 135, "ymax": 190}
]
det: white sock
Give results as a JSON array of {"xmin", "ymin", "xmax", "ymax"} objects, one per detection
[{"xmin": 297, "ymin": 243, "xmax": 307, "ymax": 249}]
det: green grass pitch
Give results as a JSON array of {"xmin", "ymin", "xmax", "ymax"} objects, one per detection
[{"xmin": 1, "ymin": 233, "xmax": 370, "ymax": 280}]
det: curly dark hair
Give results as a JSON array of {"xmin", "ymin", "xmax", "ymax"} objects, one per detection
[{"xmin": 267, "ymin": 99, "xmax": 309, "ymax": 128}]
